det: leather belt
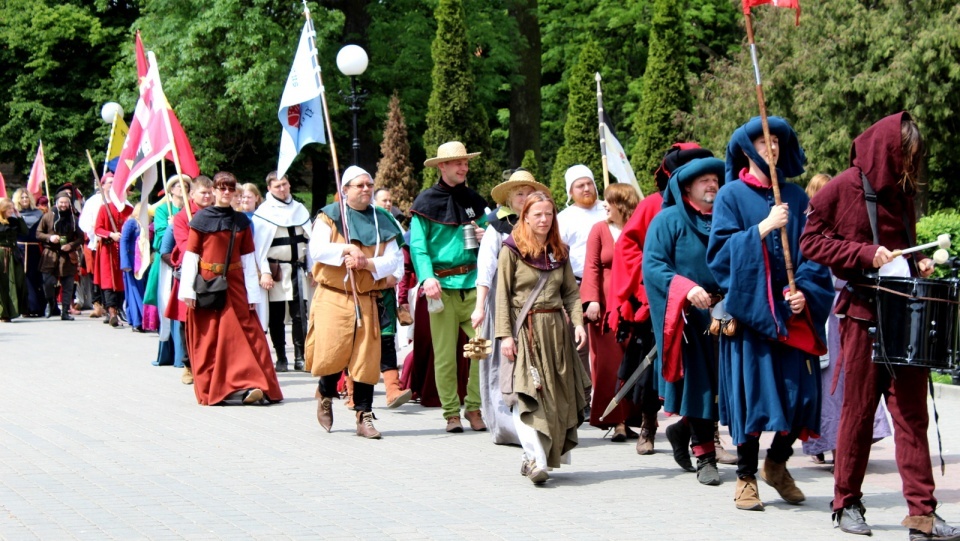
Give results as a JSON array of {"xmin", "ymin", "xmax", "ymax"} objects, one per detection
[
  {"xmin": 200, "ymin": 261, "xmax": 242, "ymax": 273},
  {"xmin": 319, "ymin": 282, "xmax": 380, "ymax": 297},
  {"xmin": 434, "ymin": 263, "xmax": 476, "ymax": 278},
  {"xmin": 528, "ymin": 308, "xmax": 561, "ymax": 314}
]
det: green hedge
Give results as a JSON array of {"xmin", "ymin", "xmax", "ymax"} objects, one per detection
[{"xmin": 916, "ymin": 211, "xmax": 960, "ymax": 278}]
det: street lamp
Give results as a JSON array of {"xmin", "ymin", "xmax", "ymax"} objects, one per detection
[{"xmin": 336, "ymin": 44, "xmax": 369, "ymax": 165}]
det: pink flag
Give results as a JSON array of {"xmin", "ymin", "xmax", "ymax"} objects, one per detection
[
  {"xmin": 0, "ymin": 170, "xmax": 6, "ymax": 199},
  {"xmin": 26, "ymin": 141, "xmax": 46, "ymax": 200}
]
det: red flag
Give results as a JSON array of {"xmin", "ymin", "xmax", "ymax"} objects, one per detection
[
  {"xmin": 26, "ymin": 141, "xmax": 46, "ymax": 200},
  {"xmin": 112, "ymin": 33, "xmax": 199, "ymax": 207},
  {"xmin": 743, "ymin": 0, "xmax": 800, "ymax": 25},
  {"xmin": 0, "ymin": 170, "xmax": 7, "ymax": 199}
]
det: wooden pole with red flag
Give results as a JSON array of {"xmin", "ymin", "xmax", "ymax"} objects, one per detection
[{"xmin": 742, "ymin": 0, "xmax": 801, "ymax": 293}]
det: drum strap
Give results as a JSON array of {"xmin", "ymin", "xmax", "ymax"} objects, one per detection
[
  {"xmin": 860, "ymin": 171, "xmax": 880, "ymax": 245},
  {"xmin": 928, "ymin": 375, "xmax": 946, "ymax": 476}
]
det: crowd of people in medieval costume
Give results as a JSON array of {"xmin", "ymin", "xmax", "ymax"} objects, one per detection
[{"xmin": 3, "ymin": 108, "xmax": 958, "ymax": 540}]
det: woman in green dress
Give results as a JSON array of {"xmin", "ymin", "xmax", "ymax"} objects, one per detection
[
  {"xmin": 496, "ymin": 191, "xmax": 590, "ymax": 484},
  {"xmin": 0, "ymin": 198, "xmax": 28, "ymax": 321}
]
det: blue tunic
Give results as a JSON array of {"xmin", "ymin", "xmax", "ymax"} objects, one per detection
[
  {"xmin": 644, "ymin": 162, "xmax": 722, "ymax": 421},
  {"xmin": 706, "ymin": 174, "xmax": 833, "ymax": 445},
  {"xmin": 120, "ymin": 218, "xmax": 148, "ymax": 328}
]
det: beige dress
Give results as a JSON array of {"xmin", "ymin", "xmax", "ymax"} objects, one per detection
[{"xmin": 495, "ymin": 248, "xmax": 589, "ymax": 468}]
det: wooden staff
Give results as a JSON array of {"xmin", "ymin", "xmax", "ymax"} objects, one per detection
[
  {"xmin": 302, "ymin": 0, "xmax": 362, "ymax": 327},
  {"xmin": 744, "ymin": 11, "xmax": 797, "ymax": 294}
]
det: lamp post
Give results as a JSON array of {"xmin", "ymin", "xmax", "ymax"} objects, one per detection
[{"xmin": 336, "ymin": 44, "xmax": 369, "ymax": 166}]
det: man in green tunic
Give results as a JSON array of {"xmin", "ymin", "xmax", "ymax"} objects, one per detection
[{"xmin": 409, "ymin": 142, "xmax": 490, "ymax": 433}]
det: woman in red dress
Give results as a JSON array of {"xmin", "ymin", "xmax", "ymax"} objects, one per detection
[
  {"xmin": 580, "ymin": 183, "xmax": 640, "ymax": 440},
  {"xmin": 179, "ymin": 172, "xmax": 282, "ymax": 406}
]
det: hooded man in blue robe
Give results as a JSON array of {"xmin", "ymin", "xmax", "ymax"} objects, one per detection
[
  {"xmin": 706, "ymin": 116, "xmax": 833, "ymax": 512},
  {"xmin": 644, "ymin": 157, "xmax": 725, "ymax": 486}
]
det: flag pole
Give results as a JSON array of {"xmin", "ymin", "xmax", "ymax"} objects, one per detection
[
  {"xmin": 744, "ymin": 10, "xmax": 796, "ymax": 293},
  {"xmin": 595, "ymin": 73, "xmax": 611, "ymax": 190},
  {"xmin": 302, "ymin": 0, "xmax": 363, "ymax": 327},
  {"xmin": 103, "ymin": 117, "xmax": 119, "ymax": 177},
  {"xmin": 40, "ymin": 140, "xmax": 50, "ymax": 203},
  {"xmin": 86, "ymin": 150, "xmax": 119, "ymax": 236}
]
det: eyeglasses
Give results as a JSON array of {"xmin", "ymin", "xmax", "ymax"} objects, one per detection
[
  {"xmin": 349, "ymin": 183, "xmax": 375, "ymax": 190},
  {"xmin": 215, "ymin": 186, "xmax": 237, "ymax": 193}
]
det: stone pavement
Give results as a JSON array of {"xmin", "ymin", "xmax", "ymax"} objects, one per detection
[{"xmin": 1, "ymin": 316, "xmax": 958, "ymax": 541}]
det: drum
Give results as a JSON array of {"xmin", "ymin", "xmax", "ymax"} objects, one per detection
[{"xmin": 873, "ymin": 276, "xmax": 959, "ymax": 369}]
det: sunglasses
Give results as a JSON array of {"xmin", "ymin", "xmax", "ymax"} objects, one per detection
[{"xmin": 215, "ymin": 185, "xmax": 237, "ymax": 193}]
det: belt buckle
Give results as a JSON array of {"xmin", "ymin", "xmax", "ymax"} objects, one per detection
[{"xmin": 210, "ymin": 262, "xmax": 224, "ymax": 273}]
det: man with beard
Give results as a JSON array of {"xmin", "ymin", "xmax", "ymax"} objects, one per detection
[
  {"xmin": 557, "ymin": 165, "xmax": 606, "ymax": 383},
  {"xmin": 409, "ymin": 141, "xmax": 488, "ymax": 433},
  {"xmin": 253, "ymin": 171, "xmax": 312, "ymax": 373},
  {"xmin": 643, "ymin": 157, "xmax": 725, "ymax": 485},
  {"xmin": 36, "ymin": 193, "xmax": 84, "ymax": 320}
]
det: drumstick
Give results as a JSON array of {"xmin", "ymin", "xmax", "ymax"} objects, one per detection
[
  {"xmin": 891, "ymin": 234, "xmax": 950, "ymax": 257},
  {"xmin": 933, "ymin": 249, "xmax": 950, "ymax": 265}
]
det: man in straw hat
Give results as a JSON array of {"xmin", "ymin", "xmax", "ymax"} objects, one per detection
[{"xmin": 409, "ymin": 141, "xmax": 490, "ymax": 433}]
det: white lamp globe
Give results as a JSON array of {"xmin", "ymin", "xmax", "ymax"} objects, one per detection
[
  {"xmin": 336, "ymin": 45, "xmax": 369, "ymax": 77},
  {"xmin": 101, "ymin": 102, "xmax": 124, "ymax": 124}
]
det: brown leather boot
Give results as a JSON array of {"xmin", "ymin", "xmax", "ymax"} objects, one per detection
[
  {"xmin": 735, "ymin": 475, "xmax": 764, "ymax": 511},
  {"xmin": 108, "ymin": 307, "xmax": 121, "ymax": 328},
  {"xmin": 760, "ymin": 458, "xmax": 805, "ymax": 504},
  {"xmin": 90, "ymin": 302, "xmax": 104, "ymax": 318},
  {"xmin": 181, "ymin": 366, "xmax": 194, "ymax": 385},
  {"xmin": 714, "ymin": 423, "xmax": 738, "ymax": 465},
  {"xmin": 636, "ymin": 411, "xmax": 657, "ymax": 455},
  {"xmin": 355, "ymin": 411, "xmax": 381, "ymax": 439},
  {"xmin": 383, "ymin": 369, "xmax": 412, "ymax": 408},
  {"xmin": 464, "ymin": 409, "xmax": 487, "ymax": 431},
  {"xmin": 316, "ymin": 392, "xmax": 333, "ymax": 432},
  {"xmin": 343, "ymin": 375, "xmax": 355, "ymax": 409}
]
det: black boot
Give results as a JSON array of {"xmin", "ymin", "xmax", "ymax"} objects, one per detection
[
  {"xmin": 696, "ymin": 452, "xmax": 721, "ymax": 486},
  {"xmin": 292, "ymin": 322, "xmax": 306, "ymax": 371},
  {"xmin": 666, "ymin": 420, "xmax": 695, "ymax": 472},
  {"xmin": 275, "ymin": 353, "xmax": 289, "ymax": 373}
]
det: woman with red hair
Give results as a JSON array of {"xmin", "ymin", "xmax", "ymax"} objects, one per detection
[{"xmin": 495, "ymin": 192, "xmax": 589, "ymax": 484}]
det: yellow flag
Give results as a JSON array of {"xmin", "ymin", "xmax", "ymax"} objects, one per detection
[{"xmin": 104, "ymin": 116, "xmax": 129, "ymax": 173}]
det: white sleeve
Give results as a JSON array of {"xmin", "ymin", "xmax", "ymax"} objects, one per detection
[
  {"xmin": 308, "ymin": 217, "xmax": 350, "ymax": 266},
  {"xmin": 370, "ymin": 239, "xmax": 402, "ymax": 281},
  {"xmin": 475, "ymin": 225, "xmax": 501, "ymax": 288},
  {"xmin": 178, "ymin": 251, "xmax": 200, "ymax": 300},
  {"xmin": 242, "ymin": 252, "xmax": 261, "ymax": 304}
]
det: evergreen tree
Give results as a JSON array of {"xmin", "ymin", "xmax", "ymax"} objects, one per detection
[
  {"xmin": 549, "ymin": 41, "xmax": 604, "ymax": 205},
  {"xmin": 631, "ymin": 0, "xmax": 690, "ymax": 196},
  {"xmin": 375, "ymin": 93, "xmax": 417, "ymax": 213},
  {"xmin": 520, "ymin": 149, "xmax": 540, "ymax": 180},
  {"xmin": 421, "ymin": 0, "xmax": 497, "ymax": 198}
]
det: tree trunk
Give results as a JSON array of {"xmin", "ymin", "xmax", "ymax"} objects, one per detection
[{"xmin": 507, "ymin": 0, "xmax": 541, "ymax": 169}]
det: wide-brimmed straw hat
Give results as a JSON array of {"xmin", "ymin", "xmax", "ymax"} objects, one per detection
[
  {"xmin": 490, "ymin": 170, "xmax": 548, "ymax": 206},
  {"xmin": 424, "ymin": 141, "xmax": 481, "ymax": 168}
]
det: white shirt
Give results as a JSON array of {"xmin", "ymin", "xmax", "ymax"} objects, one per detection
[{"xmin": 558, "ymin": 201, "xmax": 606, "ymax": 278}]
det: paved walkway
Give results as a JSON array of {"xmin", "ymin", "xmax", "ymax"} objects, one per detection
[{"xmin": 1, "ymin": 316, "xmax": 958, "ymax": 540}]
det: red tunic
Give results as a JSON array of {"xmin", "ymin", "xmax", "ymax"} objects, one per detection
[
  {"xmin": 581, "ymin": 221, "xmax": 637, "ymax": 428},
  {"xmin": 184, "ymin": 226, "xmax": 282, "ymax": 405},
  {"xmin": 93, "ymin": 202, "xmax": 133, "ymax": 291},
  {"xmin": 607, "ymin": 191, "xmax": 663, "ymax": 330},
  {"xmin": 164, "ymin": 202, "xmax": 200, "ymax": 322}
]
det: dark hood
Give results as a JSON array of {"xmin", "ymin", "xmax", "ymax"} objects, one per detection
[{"xmin": 662, "ymin": 157, "xmax": 725, "ymax": 238}]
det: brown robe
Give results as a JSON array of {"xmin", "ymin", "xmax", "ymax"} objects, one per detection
[
  {"xmin": 36, "ymin": 212, "xmax": 83, "ymax": 277},
  {"xmin": 496, "ymin": 249, "xmax": 589, "ymax": 468},
  {"xmin": 304, "ymin": 213, "xmax": 393, "ymax": 385}
]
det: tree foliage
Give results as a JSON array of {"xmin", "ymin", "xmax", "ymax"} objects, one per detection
[
  {"xmin": 631, "ymin": 0, "xmax": 691, "ymax": 196},
  {"xmin": 421, "ymin": 0, "xmax": 498, "ymax": 198},
  {"xmin": 375, "ymin": 93, "xmax": 417, "ymax": 213},
  {"xmin": 549, "ymin": 41, "xmax": 604, "ymax": 205},
  {"xmin": 0, "ymin": 0, "xmax": 134, "ymax": 189},
  {"xmin": 685, "ymin": 1, "xmax": 960, "ymax": 211}
]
